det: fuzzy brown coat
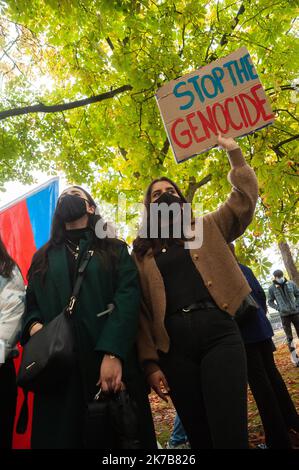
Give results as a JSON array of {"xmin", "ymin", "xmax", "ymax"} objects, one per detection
[{"xmin": 132, "ymin": 148, "xmax": 259, "ymax": 376}]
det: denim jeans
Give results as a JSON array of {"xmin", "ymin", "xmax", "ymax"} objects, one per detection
[{"xmin": 169, "ymin": 414, "xmax": 188, "ymax": 446}]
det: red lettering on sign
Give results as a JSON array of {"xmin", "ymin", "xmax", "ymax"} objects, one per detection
[
  {"xmin": 170, "ymin": 86, "xmax": 273, "ymax": 150},
  {"xmin": 170, "ymin": 118, "xmax": 193, "ymax": 148}
]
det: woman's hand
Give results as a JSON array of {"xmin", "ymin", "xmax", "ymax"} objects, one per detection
[
  {"xmin": 217, "ymin": 133, "xmax": 239, "ymax": 151},
  {"xmin": 97, "ymin": 354, "xmax": 123, "ymax": 393},
  {"xmin": 148, "ymin": 369, "xmax": 170, "ymax": 402},
  {"xmin": 29, "ymin": 322, "xmax": 43, "ymax": 336}
]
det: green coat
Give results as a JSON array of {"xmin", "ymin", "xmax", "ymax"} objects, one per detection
[{"xmin": 21, "ymin": 234, "xmax": 156, "ymax": 449}]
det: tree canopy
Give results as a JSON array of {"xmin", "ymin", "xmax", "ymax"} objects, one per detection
[{"xmin": 0, "ymin": 0, "xmax": 298, "ymax": 278}]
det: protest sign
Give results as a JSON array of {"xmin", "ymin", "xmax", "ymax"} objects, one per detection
[{"xmin": 156, "ymin": 47, "xmax": 275, "ymax": 162}]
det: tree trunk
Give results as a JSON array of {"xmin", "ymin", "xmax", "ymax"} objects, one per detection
[{"xmin": 278, "ymin": 241, "xmax": 299, "ymax": 285}]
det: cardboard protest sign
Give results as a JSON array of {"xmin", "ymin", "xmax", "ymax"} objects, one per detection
[{"xmin": 156, "ymin": 47, "xmax": 275, "ymax": 163}]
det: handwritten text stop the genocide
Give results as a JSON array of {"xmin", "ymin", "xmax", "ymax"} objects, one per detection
[{"xmin": 170, "ymin": 53, "xmax": 273, "ymax": 150}]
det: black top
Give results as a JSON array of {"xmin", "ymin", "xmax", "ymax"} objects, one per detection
[
  {"xmin": 65, "ymin": 227, "xmax": 92, "ymax": 285},
  {"xmin": 154, "ymin": 242, "xmax": 213, "ymax": 315},
  {"xmin": 26, "ymin": 227, "xmax": 93, "ymax": 329}
]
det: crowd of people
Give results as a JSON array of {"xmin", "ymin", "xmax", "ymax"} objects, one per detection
[{"xmin": 0, "ymin": 135, "xmax": 298, "ymax": 449}]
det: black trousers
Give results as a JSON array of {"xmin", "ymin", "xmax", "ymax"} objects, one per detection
[
  {"xmin": 159, "ymin": 307, "xmax": 248, "ymax": 449},
  {"xmin": 0, "ymin": 359, "xmax": 17, "ymax": 449},
  {"xmin": 280, "ymin": 313, "xmax": 299, "ymax": 354},
  {"xmin": 245, "ymin": 339, "xmax": 299, "ymax": 449}
]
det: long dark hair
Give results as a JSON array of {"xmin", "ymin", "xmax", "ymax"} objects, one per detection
[
  {"xmin": 133, "ymin": 177, "xmax": 193, "ymax": 259},
  {"xmin": 28, "ymin": 185, "xmax": 124, "ymax": 281},
  {"xmin": 0, "ymin": 236, "xmax": 16, "ymax": 278}
]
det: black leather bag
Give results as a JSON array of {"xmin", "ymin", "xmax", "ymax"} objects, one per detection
[
  {"xmin": 84, "ymin": 389, "xmax": 141, "ymax": 449},
  {"xmin": 17, "ymin": 310, "xmax": 75, "ymax": 393},
  {"xmin": 17, "ymin": 250, "xmax": 94, "ymax": 394},
  {"xmin": 235, "ymin": 293, "xmax": 259, "ymax": 325}
]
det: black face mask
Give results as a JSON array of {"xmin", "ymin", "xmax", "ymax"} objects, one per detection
[
  {"xmin": 155, "ymin": 192, "xmax": 182, "ymax": 206},
  {"xmin": 56, "ymin": 194, "xmax": 87, "ymax": 223},
  {"xmin": 150, "ymin": 192, "xmax": 183, "ymax": 239}
]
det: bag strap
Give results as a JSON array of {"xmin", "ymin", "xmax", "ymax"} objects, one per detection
[{"xmin": 66, "ymin": 249, "xmax": 94, "ymax": 315}]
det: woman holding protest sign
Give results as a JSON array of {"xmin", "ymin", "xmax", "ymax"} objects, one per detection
[{"xmin": 133, "ymin": 134, "xmax": 258, "ymax": 449}]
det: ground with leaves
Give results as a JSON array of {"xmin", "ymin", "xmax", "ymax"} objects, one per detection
[{"xmin": 149, "ymin": 343, "xmax": 299, "ymax": 448}]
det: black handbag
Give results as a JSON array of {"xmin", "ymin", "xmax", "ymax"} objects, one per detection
[
  {"xmin": 84, "ymin": 389, "xmax": 141, "ymax": 449},
  {"xmin": 17, "ymin": 249, "xmax": 94, "ymax": 394},
  {"xmin": 235, "ymin": 293, "xmax": 259, "ymax": 325}
]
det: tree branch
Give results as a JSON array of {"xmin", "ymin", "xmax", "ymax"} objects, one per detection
[
  {"xmin": 266, "ymin": 85, "xmax": 298, "ymax": 96},
  {"xmin": 106, "ymin": 37, "xmax": 115, "ymax": 51},
  {"xmin": 274, "ymin": 134, "xmax": 299, "ymax": 150},
  {"xmin": 118, "ymin": 146, "xmax": 128, "ymax": 161},
  {"xmin": 282, "ymin": 172, "xmax": 299, "ymax": 178},
  {"xmin": 0, "ymin": 85, "xmax": 133, "ymax": 121},
  {"xmin": 220, "ymin": 3, "xmax": 245, "ymax": 46},
  {"xmin": 272, "ymin": 126, "xmax": 298, "ymax": 138},
  {"xmin": 186, "ymin": 174, "xmax": 212, "ymax": 202},
  {"xmin": 273, "ymin": 109, "xmax": 299, "ymax": 123},
  {"xmin": 161, "ymin": 138, "xmax": 170, "ymax": 156},
  {"xmin": 204, "ymin": 35, "xmax": 216, "ymax": 63},
  {"xmin": 156, "ymin": 138, "xmax": 170, "ymax": 165},
  {"xmin": 178, "ymin": 23, "xmax": 186, "ymax": 58}
]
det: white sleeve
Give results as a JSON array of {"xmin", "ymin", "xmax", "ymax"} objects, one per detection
[{"xmin": 0, "ymin": 267, "xmax": 25, "ymax": 359}]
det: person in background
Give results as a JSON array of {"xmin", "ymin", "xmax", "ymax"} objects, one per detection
[
  {"xmin": 133, "ymin": 134, "xmax": 258, "ymax": 449},
  {"xmin": 21, "ymin": 186, "xmax": 156, "ymax": 449},
  {"xmin": 268, "ymin": 270, "xmax": 299, "ymax": 366},
  {"xmin": 229, "ymin": 244, "xmax": 299, "ymax": 449},
  {"xmin": 0, "ymin": 236, "xmax": 25, "ymax": 448}
]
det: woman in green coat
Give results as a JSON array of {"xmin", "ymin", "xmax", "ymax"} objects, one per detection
[{"xmin": 21, "ymin": 186, "xmax": 156, "ymax": 449}]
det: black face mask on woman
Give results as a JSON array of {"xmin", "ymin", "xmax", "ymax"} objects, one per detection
[
  {"xmin": 56, "ymin": 194, "xmax": 87, "ymax": 223},
  {"xmin": 155, "ymin": 192, "xmax": 182, "ymax": 206},
  {"xmin": 152, "ymin": 192, "xmax": 183, "ymax": 239}
]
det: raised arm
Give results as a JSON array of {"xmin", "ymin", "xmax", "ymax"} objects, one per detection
[{"xmin": 210, "ymin": 135, "xmax": 258, "ymax": 243}]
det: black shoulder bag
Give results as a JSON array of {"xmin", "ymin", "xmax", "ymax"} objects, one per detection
[{"xmin": 17, "ymin": 249, "xmax": 94, "ymax": 394}]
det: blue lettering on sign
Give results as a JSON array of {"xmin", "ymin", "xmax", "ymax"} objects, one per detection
[
  {"xmin": 242, "ymin": 53, "xmax": 258, "ymax": 80},
  {"xmin": 173, "ymin": 81, "xmax": 195, "ymax": 110},
  {"xmin": 173, "ymin": 53, "xmax": 258, "ymax": 110},
  {"xmin": 187, "ymin": 75, "xmax": 205, "ymax": 104},
  {"xmin": 201, "ymin": 75, "xmax": 218, "ymax": 99},
  {"xmin": 223, "ymin": 61, "xmax": 238, "ymax": 86},
  {"xmin": 212, "ymin": 67, "xmax": 225, "ymax": 93},
  {"xmin": 223, "ymin": 53, "xmax": 258, "ymax": 86}
]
